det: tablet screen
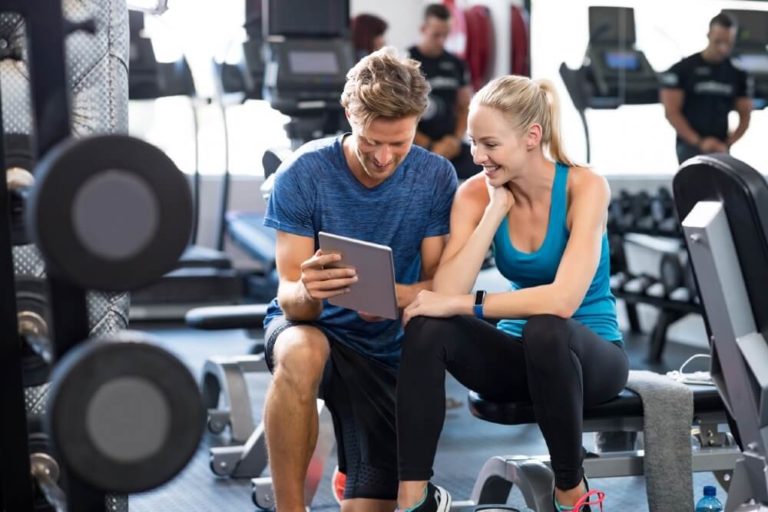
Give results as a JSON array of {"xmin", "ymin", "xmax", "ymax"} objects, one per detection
[{"xmin": 318, "ymin": 232, "xmax": 399, "ymax": 320}]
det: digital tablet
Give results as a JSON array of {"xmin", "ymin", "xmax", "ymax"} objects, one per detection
[{"xmin": 318, "ymin": 231, "xmax": 398, "ymax": 320}]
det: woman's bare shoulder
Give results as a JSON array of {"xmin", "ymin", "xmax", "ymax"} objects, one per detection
[
  {"xmin": 568, "ymin": 165, "xmax": 609, "ymax": 197},
  {"xmin": 457, "ymin": 173, "xmax": 490, "ymax": 209}
]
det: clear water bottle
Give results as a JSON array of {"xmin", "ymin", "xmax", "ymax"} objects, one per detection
[{"xmin": 695, "ymin": 485, "xmax": 723, "ymax": 512}]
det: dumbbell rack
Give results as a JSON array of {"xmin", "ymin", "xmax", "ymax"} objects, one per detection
[
  {"xmin": 610, "ymin": 227, "xmax": 703, "ymax": 362},
  {"xmin": 0, "ymin": 1, "xmax": 105, "ymax": 509},
  {"xmin": 612, "ymin": 281, "xmax": 702, "ymax": 360}
]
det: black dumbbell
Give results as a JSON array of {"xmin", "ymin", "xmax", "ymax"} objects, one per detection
[
  {"xmin": 659, "ymin": 252, "xmax": 687, "ymax": 300},
  {"xmin": 650, "ymin": 187, "xmax": 673, "ymax": 224},
  {"xmin": 28, "ymin": 134, "xmax": 193, "ymax": 291},
  {"xmin": 651, "ymin": 187, "xmax": 681, "ymax": 235},
  {"xmin": 622, "ymin": 274, "xmax": 654, "ymax": 295},
  {"xmin": 608, "ymin": 233, "xmax": 626, "ymax": 274},
  {"xmin": 658, "ymin": 215, "xmax": 681, "ymax": 237},
  {"xmin": 23, "ymin": 134, "xmax": 204, "ymax": 499},
  {"xmin": 25, "ymin": 337, "xmax": 205, "ymax": 504},
  {"xmin": 609, "ymin": 271, "xmax": 629, "ymax": 293},
  {"xmin": 46, "ymin": 334, "xmax": 204, "ymax": 493},
  {"xmin": 683, "ymin": 258, "xmax": 699, "ymax": 304},
  {"xmin": 645, "ymin": 278, "xmax": 666, "ymax": 298},
  {"xmin": 632, "ymin": 191, "xmax": 655, "ymax": 232},
  {"xmin": 609, "ymin": 190, "xmax": 633, "ymax": 232}
]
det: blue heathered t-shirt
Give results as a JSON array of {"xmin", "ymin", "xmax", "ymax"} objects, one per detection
[{"xmin": 263, "ymin": 135, "xmax": 457, "ymax": 367}]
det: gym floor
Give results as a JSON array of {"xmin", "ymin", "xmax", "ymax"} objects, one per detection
[{"xmin": 127, "ymin": 276, "xmax": 726, "ymax": 511}]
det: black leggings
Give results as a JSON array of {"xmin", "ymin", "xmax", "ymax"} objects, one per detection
[{"xmin": 397, "ymin": 314, "xmax": 629, "ymax": 490}]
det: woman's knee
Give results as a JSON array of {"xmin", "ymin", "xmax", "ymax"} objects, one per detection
[
  {"xmin": 522, "ymin": 315, "xmax": 571, "ymax": 348},
  {"xmin": 402, "ymin": 316, "xmax": 458, "ymax": 358}
]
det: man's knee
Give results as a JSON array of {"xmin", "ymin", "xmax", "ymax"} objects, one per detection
[{"xmin": 272, "ymin": 326, "xmax": 330, "ymax": 402}]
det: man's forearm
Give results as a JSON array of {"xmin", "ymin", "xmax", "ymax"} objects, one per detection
[
  {"xmin": 278, "ymin": 281, "xmax": 323, "ymax": 321},
  {"xmin": 414, "ymin": 131, "xmax": 432, "ymax": 149},
  {"xmin": 396, "ymin": 280, "xmax": 433, "ymax": 308},
  {"xmin": 727, "ymin": 117, "xmax": 751, "ymax": 146},
  {"xmin": 453, "ymin": 106, "xmax": 468, "ymax": 139},
  {"xmin": 666, "ymin": 111, "xmax": 701, "ymax": 146}
]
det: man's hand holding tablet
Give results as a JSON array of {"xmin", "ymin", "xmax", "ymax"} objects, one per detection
[
  {"xmin": 299, "ymin": 249, "xmax": 358, "ymax": 301},
  {"xmin": 318, "ymin": 232, "xmax": 399, "ymax": 320}
]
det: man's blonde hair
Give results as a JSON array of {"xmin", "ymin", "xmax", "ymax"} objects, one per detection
[{"xmin": 341, "ymin": 47, "xmax": 430, "ymax": 128}]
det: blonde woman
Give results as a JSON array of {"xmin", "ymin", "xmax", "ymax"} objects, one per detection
[{"xmin": 395, "ymin": 76, "xmax": 628, "ymax": 512}]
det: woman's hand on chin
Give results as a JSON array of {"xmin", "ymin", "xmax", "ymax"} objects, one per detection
[{"xmin": 485, "ymin": 177, "xmax": 515, "ymax": 215}]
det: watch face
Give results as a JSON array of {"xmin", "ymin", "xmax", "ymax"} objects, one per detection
[{"xmin": 475, "ymin": 290, "xmax": 486, "ymax": 305}]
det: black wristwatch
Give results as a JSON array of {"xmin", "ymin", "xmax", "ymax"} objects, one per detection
[{"xmin": 473, "ymin": 290, "xmax": 487, "ymax": 319}]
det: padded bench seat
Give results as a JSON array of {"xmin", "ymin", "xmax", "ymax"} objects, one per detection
[
  {"xmin": 226, "ymin": 211, "xmax": 276, "ymax": 269},
  {"xmin": 463, "ymin": 384, "xmax": 735, "ymax": 510},
  {"xmin": 469, "ymin": 385, "xmax": 724, "ymax": 426}
]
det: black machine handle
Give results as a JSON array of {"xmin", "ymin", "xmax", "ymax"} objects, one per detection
[{"xmin": 186, "ymin": 304, "xmax": 269, "ymax": 331}]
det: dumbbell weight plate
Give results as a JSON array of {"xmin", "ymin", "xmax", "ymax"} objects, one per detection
[
  {"xmin": 650, "ymin": 187, "xmax": 673, "ymax": 223},
  {"xmin": 608, "ymin": 234, "xmax": 626, "ymax": 274},
  {"xmin": 645, "ymin": 282, "xmax": 666, "ymax": 298},
  {"xmin": 46, "ymin": 332, "xmax": 204, "ymax": 493},
  {"xmin": 659, "ymin": 253, "xmax": 683, "ymax": 296},
  {"xmin": 683, "ymin": 259, "xmax": 699, "ymax": 303},
  {"xmin": 27, "ymin": 134, "xmax": 192, "ymax": 291},
  {"xmin": 623, "ymin": 275, "xmax": 652, "ymax": 294}
]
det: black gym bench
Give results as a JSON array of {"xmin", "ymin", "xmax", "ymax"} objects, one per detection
[{"xmin": 459, "ymin": 382, "xmax": 734, "ymax": 510}]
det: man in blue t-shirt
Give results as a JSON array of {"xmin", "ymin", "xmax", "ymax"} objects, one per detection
[{"xmin": 262, "ymin": 47, "xmax": 457, "ymax": 511}]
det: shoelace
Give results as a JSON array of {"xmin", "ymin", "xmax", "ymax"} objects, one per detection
[
  {"xmin": 572, "ymin": 489, "xmax": 606, "ymax": 511},
  {"xmin": 555, "ymin": 489, "xmax": 606, "ymax": 511}
]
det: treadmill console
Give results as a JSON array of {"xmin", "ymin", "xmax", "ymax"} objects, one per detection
[
  {"xmin": 264, "ymin": 39, "xmax": 354, "ymax": 115},
  {"xmin": 723, "ymin": 9, "xmax": 768, "ymax": 109}
]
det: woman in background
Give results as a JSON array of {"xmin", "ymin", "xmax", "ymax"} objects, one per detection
[{"xmin": 351, "ymin": 14, "xmax": 388, "ymax": 60}]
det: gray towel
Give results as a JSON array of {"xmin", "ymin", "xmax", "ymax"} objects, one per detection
[{"xmin": 625, "ymin": 370, "xmax": 694, "ymax": 512}]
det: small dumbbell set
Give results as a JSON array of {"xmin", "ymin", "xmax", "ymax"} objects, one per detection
[
  {"xmin": 0, "ymin": 1, "xmax": 204, "ymax": 511},
  {"xmin": 608, "ymin": 187, "xmax": 681, "ymax": 237},
  {"xmin": 607, "ymin": 187, "xmax": 702, "ymax": 361}
]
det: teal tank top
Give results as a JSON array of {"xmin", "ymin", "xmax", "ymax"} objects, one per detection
[{"xmin": 493, "ymin": 163, "xmax": 622, "ymax": 343}]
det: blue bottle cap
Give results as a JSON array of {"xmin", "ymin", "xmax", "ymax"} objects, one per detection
[{"xmin": 704, "ymin": 485, "xmax": 717, "ymax": 496}]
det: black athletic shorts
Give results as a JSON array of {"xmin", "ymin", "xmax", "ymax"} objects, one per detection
[{"xmin": 264, "ymin": 315, "xmax": 398, "ymax": 500}]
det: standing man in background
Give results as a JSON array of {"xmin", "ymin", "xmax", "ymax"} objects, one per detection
[
  {"xmin": 660, "ymin": 12, "xmax": 753, "ymax": 164},
  {"xmin": 408, "ymin": 3, "xmax": 480, "ymax": 179}
]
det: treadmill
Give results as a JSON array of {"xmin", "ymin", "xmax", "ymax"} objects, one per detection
[
  {"xmin": 722, "ymin": 9, "xmax": 768, "ymax": 110},
  {"xmin": 127, "ymin": 10, "xmax": 243, "ymax": 320},
  {"xmin": 559, "ymin": 6, "xmax": 660, "ymax": 161},
  {"xmin": 261, "ymin": 0, "xmax": 354, "ymax": 149}
]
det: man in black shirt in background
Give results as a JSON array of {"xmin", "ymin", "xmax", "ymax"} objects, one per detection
[
  {"xmin": 408, "ymin": 4, "xmax": 480, "ymax": 179},
  {"xmin": 660, "ymin": 12, "xmax": 753, "ymax": 164}
]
